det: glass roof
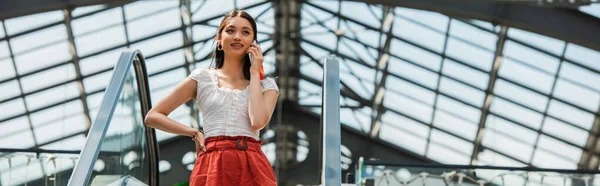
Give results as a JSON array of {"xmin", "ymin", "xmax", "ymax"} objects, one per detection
[
  {"xmin": 1, "ymin": 0, "xmax": 599, "ymax": 185},
  {"xmin": 296, "ymin": 0, "xmax": 600, "ymax": 170}
]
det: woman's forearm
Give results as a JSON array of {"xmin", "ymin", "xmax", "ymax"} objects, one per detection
[
  {"xmin": 247, "ymin": 72, "xmax": 270, "ymax": 130},
  {"xmin": 145, "ymin": 111, "xmax": 197, "ymax": 137}
]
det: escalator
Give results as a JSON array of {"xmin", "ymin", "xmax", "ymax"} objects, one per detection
[{"xmin": 68, "ymin": 50, "xmax": 159, "ymax": 186}]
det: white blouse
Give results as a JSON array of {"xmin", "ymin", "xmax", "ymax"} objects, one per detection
[{"xmin": 187, "ymin": 68, "xmax": 279, "ymax": 140}]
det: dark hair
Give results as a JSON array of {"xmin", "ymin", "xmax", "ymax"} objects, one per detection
[{"xmin": 211, "ymin": 10, "xmax": 258, "ymax": 80}]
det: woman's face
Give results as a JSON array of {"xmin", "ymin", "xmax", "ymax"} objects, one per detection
[{"xmin": 218, "ymin": 17, "xmax": 255, "ymax": 57}]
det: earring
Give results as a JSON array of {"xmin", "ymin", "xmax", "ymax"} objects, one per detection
[{"xmin": 217, "ymin": 43, "xmax": 223, "ymax": 51}]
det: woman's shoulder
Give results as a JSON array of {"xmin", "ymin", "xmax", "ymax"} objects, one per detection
[
  {"xmin": 188, "ymin": 68, "xmax": 215, "ymax": 83},
  {"xmin": 260, "ymin": 77, "xmax": 278, "ymax": 92}
]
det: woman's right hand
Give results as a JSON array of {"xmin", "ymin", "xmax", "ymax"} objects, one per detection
[{"xmin": 194, "ymin": 131, "xmax": 207, "ymax": 154}]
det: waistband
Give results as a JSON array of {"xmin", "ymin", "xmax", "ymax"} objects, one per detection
[{"xmin": 203, "ymin": 136, "xmax": 263, "ymax": 152}]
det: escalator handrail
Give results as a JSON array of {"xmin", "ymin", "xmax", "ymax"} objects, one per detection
[{"xmin": 68, "ymin": 49, "xmax": 159, "ymax": 186}]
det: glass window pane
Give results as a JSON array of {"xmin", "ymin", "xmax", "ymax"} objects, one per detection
[
  {"xmin": 0, "ymin": 80, "xmax": 21, "ymax": 101},
  {"xmin": 430, "ymin": 129, "xmax": 473, "ymax": 156},
  {"xmin": 20, "ymin": 64, "xmax": 76, "ymax": 93},
  {"xmin": 427, "ymin": 142, "xmax": 470, "ymax": 164},
  {"xmin": 72, "ymin": 5, "xmax": 106, "ymax": 17},
  {"xmin": 75, "ymin": 25, "xmax": 126, "ymax": 57},
  {"xmin": 538, "ymin": 135, "xmax": 581, "ymax": 162},
  {"xmin": 0, "ymin": 128, "xmax": 34, "ymax": 148},
  {"xmin": 10, "ymin": 24, "xmax": 67, "ymax": 55},
  {"xmin": 395, "ymin": 7, "xmax": 449, "ymax": 33},
  {"xmin": 493, "ymin": 79, "xmax": 548, "ymax": 112},
  {"xmin": 439, "ymin": 77, "xmax": 485, "ymax": 107},
  {"xmin": 449, "ymin": 19, "xmax": 497, "ymax": 51},
  {"xmin": 343, "ymin": 58, "xmax": 377, "ymax": 84},
  {"xmin": 547, "ymin": 100, "xmax": 595, "ymax": 130},
  {"xmin": 145, "ymin": 49, "xmax": 185, "ymax": 75},
  {"xmin": 83, "ymin": 70, "xmax": 112, "ymax": 94},
  {"xmin": 343, "ymin": 108, "xmax": 372, "ymax": 132},
  {"xmin": 0, "ymin": 58, "xmax": 16, "ymax": 81},
  {"xmin": 393, "ymin": 14, "xmax": 447, "ymax": 53},
  {"xmin": 339, "ymin": 2, "xmax": 380, "ymax": 28},
  {"xmin": 340, "ymin": 38, "xmax": 377, "ymax": 67},
  {"xmin": 503, "ymin": 41, "xmax": 560, "ymax": 74},
  {"xmin": 29, "ymin": 100, "xmax": 84, "ymax": 127},
  {"xmin": 559, "ymin": 62, "xmax": 600, "ymax": 93},
  {"xmin": 436, "ymin": 95, "xmax": 481, "ymax": 124},
  {"xmin": 24, "ymin": 82, "xmax": 80, "ymax": 111},
  {"xmin": 580, "ymin": 4, "xmax": 600, "ymax": 18},
  {"xmin": 465, "ymin": 19, "xmax": 497, "ymax": 32},
  {"xmin": 565, "ymin": 43, "xmax": 600, "ymax": 71},
  {"xmin": 310, "ymin": 0, "xmax": 339, "ymax": 13},
  {"xmin": 385, "ymin": 75, "xmax": 435, "ymax": 105},
  {"xmin": 192, "ymin": 37, "xmax": 216, "ymax": 62},
  {"xmin": 499, "ymin": 58, "xmax": 555, "ymax": 94},
  {"xmin": 380, "ymin": 122, "xmax": 427, "ymax": 156},
  {"xmin": 382, "ymin": 112, "xmax": 430, "ymax": 139},
  {"xmin": 490, "ymin": 97, "xmax": 543, "ymax": 130},
  {"xmin": 33, "ymin": 113, "xmax": 87, "ymax": 144},
  {"xmin": 482, "ymin": 129, "xmax": 533, "ymax": 162},
  {"xmin": 86, "ymin": 91, "xmax": 104, "ymax": 110},
  {"xmin": 79, "ymin": 47, "xmax": 123, "ymax": 76},
  {"xmin": 149, "ymin": 68, "xmax": 187, "ymax": 105},
  {"xmin": 553, "ymin": 79, "xmax": 600, "ymax": 112},
  {"xmin": 477, "ymin": 149, "xmax": 526, "ymax": 167},
  {"xmin": 303, "ymin": 31, "xmax": 337, "ymax": 51},
  {"xmin": 125, "ymin": 1, "xmax": 179, "ymax": 20},
  {"xmin": 0, "ymin": 117, "xmax": 30, "ymax": 138},
  {"xmin": 14, "ymin": 41, "xmax": 71, "ymax": 74},
  {"xmin": 384, "ymin": 90, "xmax": 433, "ymax": 123},
  {"xmin": 391, "ymin": 39, "xmax": 442, "ymax": 72},
  {"xmin": 298, "ymin": 80, "xmax": 322, "ymax": 106},
  {"xmin": 446, "ymin": 37, "xmax": 494, "ymax": 72},
  {"xmin": 532, "ymin": 137, "xmax": 579, "ymax": 169},
  {"xmin": 129, "ymin": 31, "xmax": 183, "ymax": 57},
  {"xmin": 125, "ymin": 4, "xmax": 181, "ymax": 41},
  {"xmin": 542, "ymin": 117, "xmax": 588, "ymax": 148},
  {"xmin": 340, "ymin": 64, "xmax": 374, "ymax": 99},
  {"xmin": 0, "ymin": 41, "xmax": 10, "ymax": 59},
  {"xmin": 190, "ymin": 0, "xmax": 233, "ymax": 22},
  {"xmin": 299, "ymin": 42, "xmax": 331, "ymax": 65},
  {"xmin": 507, "ymin": 28, "xmax": 565, "ymax": 55},
  {"xmin": 4, "ymin": 11, "xmax": 63, "ymax": 35},
  {"xmin": 299, "ymin": 58, "xmax": 324, "ymax": 82},
  {"xmin": 388, "ymin": 57, "xmax": 439, "ymax": 90},
  {"xmin": 442, "ymin": 58, "xmax": 489, "ymax": 90},
  {"xmin": 72, "ymin": 7, "xmax": 122, "ymax": 36},
  {"xmin": 486, "ymin": 115, "xmax": 537, "ymax": 145},
  {"xmin": 433, "ymin": 110, "xmax": 477, "ymax": 141},
  {"xmin": 348, "ymin": 24, "xmax": 383, "ymax": 51},
  {"xmin": 0, "ymin": 98, "xmax": 26, "ymax": 121}
]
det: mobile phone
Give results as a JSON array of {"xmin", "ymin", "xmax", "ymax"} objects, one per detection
[
  {"xmin": 248, "ymin": 40, "xmax": 265, "ymax": 80},
  {"xmin": 249, "ymin": 40, "xmax": 258, "ymax": 64}
]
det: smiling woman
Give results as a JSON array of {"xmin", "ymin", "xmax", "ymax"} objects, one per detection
[{"xmin": 144, "ymin": 9, "xmax": 278, "ymax": 186}]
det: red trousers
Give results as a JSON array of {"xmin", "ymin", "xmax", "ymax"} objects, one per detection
[{"xmin": 190, "ymin": 136, "xmax": 277, "ymax": 186}]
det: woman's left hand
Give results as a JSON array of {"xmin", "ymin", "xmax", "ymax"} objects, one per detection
[{"xmin": 247, "ymin": 42, "xmax": 264, "ymax": 74}]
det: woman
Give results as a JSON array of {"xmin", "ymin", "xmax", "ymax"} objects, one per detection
[{"xmin": 144, "ymin": 10, "xmax": 278, "ymax": 186}]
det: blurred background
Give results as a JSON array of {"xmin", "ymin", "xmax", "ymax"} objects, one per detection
[{"xmin": 0, "ymin": 0, "xmax": 599, "ymax": 185}]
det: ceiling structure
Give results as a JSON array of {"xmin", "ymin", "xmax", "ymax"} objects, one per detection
[{"xmin": 0, "ymin": 0, "xmax": 599, "ymax": 185}]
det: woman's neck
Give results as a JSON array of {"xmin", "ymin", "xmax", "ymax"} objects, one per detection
[{"xmin": 218, "ymin": 54, "xmax": 245, "ymax": 80}]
